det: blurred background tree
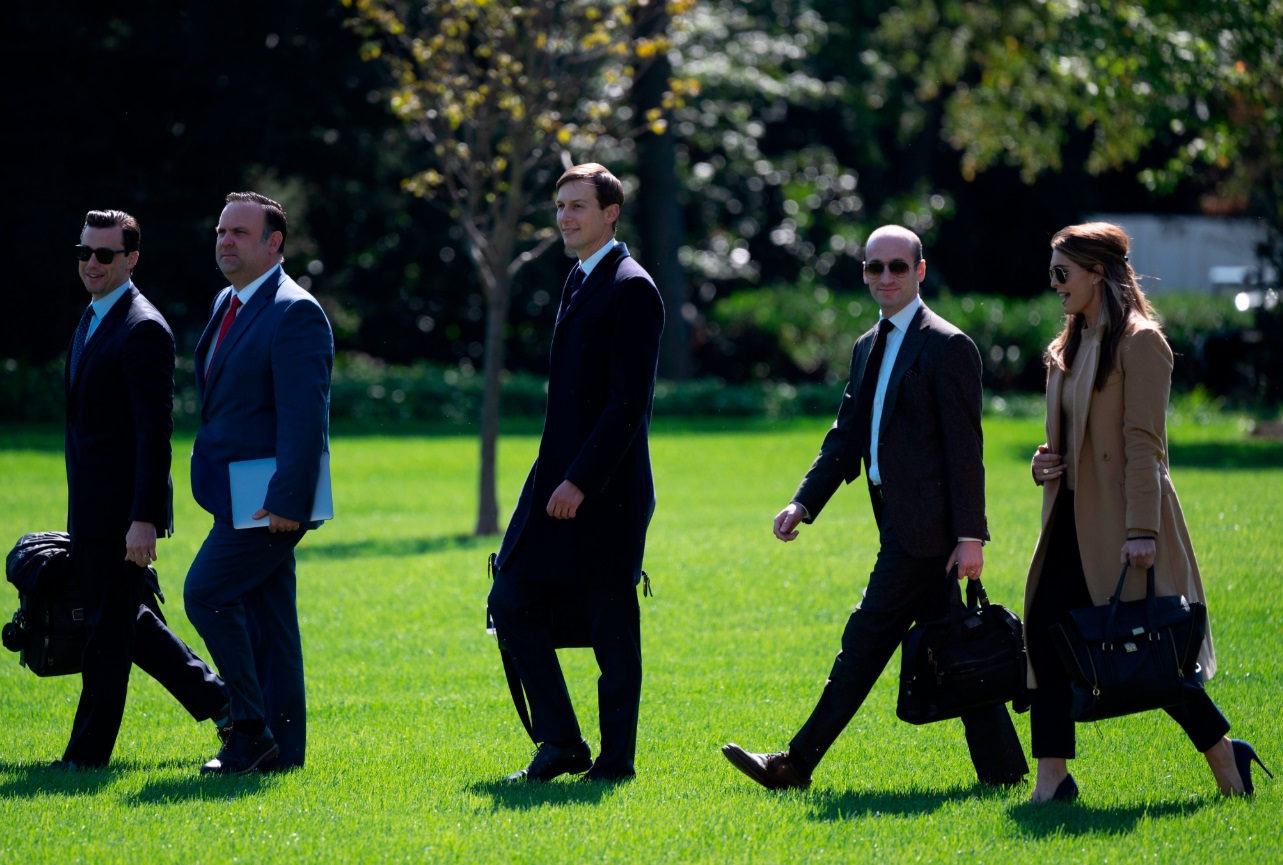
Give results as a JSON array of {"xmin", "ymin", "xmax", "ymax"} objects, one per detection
[
  {"xmin": 3, "ymin": 0, "xmax": 1279, "ymax": 442},
  {"xmin": 343, "ymin": 0, "xmax": 694, "ymax": 534}
]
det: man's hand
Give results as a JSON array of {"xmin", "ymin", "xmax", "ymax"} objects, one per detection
[
  {"xmin": 124, "ymin": 521, "xmax": 158, "ymax": 567},
  {"xmin": 947, "ymin": 540, "xmax": 984, "ymax": 580},
  {"xmin": 252, "ymin": 508, "xmax": 301, "ymax": 533},
  {"xmin": 773, "ymin": 503, "xmax": 807, "ymax": 542},
  {"xmin": 546, "ymin": 480, "xmax": 585, "ymax": 520},
  {"xmin": 1121, "ymin": 537, "xmax": 1156, "ymax": 569}
]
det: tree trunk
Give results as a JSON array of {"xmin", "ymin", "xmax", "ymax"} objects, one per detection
[
  {"xmin": 632, "ymin": 6, "xmax": 690, "ymax": 380},
  {"xmin": 475, "ymin": 272, "xmax": 510, "ymax": 536}
]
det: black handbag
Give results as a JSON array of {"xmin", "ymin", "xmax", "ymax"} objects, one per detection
[
  {"xmin": 1051, "ymin": 563, "xmax": 1206, "ymax": 723},
  {"xmin": 896, "ymin": 572, "xmax": 1030, "ymax": 725}
]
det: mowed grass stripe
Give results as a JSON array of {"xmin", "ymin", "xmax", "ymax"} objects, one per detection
[{"xmin": 0, "ymin": 416, "xmax": 1278, "ymax": 863}]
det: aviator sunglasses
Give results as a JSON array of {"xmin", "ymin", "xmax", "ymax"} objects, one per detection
[
  {"xmin": 75, "ymin": 245, "xmax": 129, "ymax": 264},
  {"xmin": 1049, "ymin": 265, "xmax": 1071, "ymax": 284},
  {"xmin": 863, "ymin": 259, "xmax": 915, "ymax": 278}
]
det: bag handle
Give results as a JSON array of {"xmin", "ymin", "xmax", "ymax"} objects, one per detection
[
  {"xmin": 945, "ymin": 565, "xmax": 989, "ymax": 635},
  {"xmin": 1103, "ymin": 562, "xmax": 1159, "ymax": 647}
]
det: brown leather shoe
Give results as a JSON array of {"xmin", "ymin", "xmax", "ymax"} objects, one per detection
[{"xmin": 722, "ymin": 743, "xmax": 811, "ymax": 790}]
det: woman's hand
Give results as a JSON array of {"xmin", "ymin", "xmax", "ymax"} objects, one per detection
[
  {"xmin": 1031, "ymin": 443, "xmax": 1064, "ymax": 485},
  {"xmin": 1121, "ymin": 537, "xmax": 1156, "ymax": 569}
]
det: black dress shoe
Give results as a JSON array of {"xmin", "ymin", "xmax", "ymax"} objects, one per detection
[
  {"xmin": 49, "ymin": 759, "xmax": 81, "ymax": 771},
  {"xmin": 1230, "ymin": 740, "xmax": 1274, "ymax": 796},
  {"xmin": 201, "ymin": 729, "xmax": 280, "ymax": 776},
  {"xmin": 583, "ymin": 761, "xmax": 636, "ymax": 783},
  {"xmin": 721, "ymin": 743, "xmax": 811, "ymax": 790},
  {"xmin": 505, "ymin": 739, "xmax": 592, "ymax": 782}
]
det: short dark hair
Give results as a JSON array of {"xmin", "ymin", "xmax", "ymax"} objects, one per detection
[
  {"xmin": 555, "ymin": 163, "xmax": 624, "ymax": 233},
  {"xmin": 225, "ymin": 191, "xmax": 288, "ymax": 257},
  {"xmin": 84, "ymin": 209, "xmax": 140, "ymax": 252}
]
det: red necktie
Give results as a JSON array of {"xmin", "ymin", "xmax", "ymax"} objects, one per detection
[{"xmin": 210, "ymin": 295, "xmax": 242, "ymax": 360}]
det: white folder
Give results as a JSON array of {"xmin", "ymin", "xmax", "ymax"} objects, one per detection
[{"xmin": 229, "ymin": 452, "xmax": 333, "ymax": 529}]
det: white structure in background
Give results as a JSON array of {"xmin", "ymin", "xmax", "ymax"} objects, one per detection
[{"xmin": 1085, "ymin": 214, "xmax": 1275, "ymax": 299}]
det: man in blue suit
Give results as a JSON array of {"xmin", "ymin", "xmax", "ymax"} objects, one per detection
[
  {"xmin": 488, "ymin": 163, "xmax": 665, "ymax": 782},
  {"xmin": 57, "ymin": 209, "xmax": 229, "ymax": 769},
  {"xmin": 185, "ymin": 192, "xmax": 333, "ymax": 775}
]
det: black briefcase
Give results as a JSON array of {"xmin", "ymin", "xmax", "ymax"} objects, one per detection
[
  {"xmin": 897, "ymin": 573, "xmax": 1029, "ymax": 725},
  {"xmin": 1052, "ymin": 563, "xmax": 1206, "ymax": 722}
]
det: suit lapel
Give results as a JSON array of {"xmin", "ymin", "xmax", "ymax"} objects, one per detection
[
  {"xmin": 556, "ymin": 245, "xmax": 627, "ymax": 326},
  {"xmin": 203, "ymin": 267, "xmax": 282, "ymax": 393},
  {"xmin": 877, "ymin": 305, "xmax": 929, "ymax": 438},
  {"xmin": 67, "ymin": 286, "xmax": 137, "ymax": 400}
]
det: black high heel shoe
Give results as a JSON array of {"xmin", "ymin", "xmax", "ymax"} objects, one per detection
[
  {"xmin": 1231, "ymin": 740, "xmax": 1273, "ymax": 796},
  {"xmin": 1052, "ymin": 774, "xmax": 1079, "ymax": 801}
]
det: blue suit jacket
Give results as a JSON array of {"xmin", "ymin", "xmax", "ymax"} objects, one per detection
[{"xmin": 191, "ymin": 265, "xmax": 333, "ymax": 524}]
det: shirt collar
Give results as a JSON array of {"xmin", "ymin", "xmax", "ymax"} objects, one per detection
[
  {"xmin": 580, "ymin": 239, "xmax": 623, "ymax": 277},
  {"xmin": 881, "ymin": 294, "xmax": 922, "ymax": 333},
  {"xmin": 231, "ymin": 263, "xmax": 281, "ymax": 307},
  {"xmin": 89, "ymin": 280, "xmax": 132, "ymax": 322}
]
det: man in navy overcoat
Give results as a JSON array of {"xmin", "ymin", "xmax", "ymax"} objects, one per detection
[{"xmin": 489, "ymin": 163, "xmax": 665, "ymax": 782}]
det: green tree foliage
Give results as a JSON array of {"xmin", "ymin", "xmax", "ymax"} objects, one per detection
[
  {"xmin": 342, "ymin": 0, "xmax": 694, "ymax": 534},
  {"xmin": 865, "ymin": 0, "xmax": 1282, "ymax": 243}
]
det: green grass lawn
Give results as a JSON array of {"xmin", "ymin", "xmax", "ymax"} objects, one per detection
[{"xmin": 0, "ymin": 415, "xmax": 1279, "ymax": 863}]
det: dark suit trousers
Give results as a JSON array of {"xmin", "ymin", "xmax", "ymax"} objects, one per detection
[
  {"xmin": 1027, "ymin": 489, "xmax": 1230, "ymax": 758},
  {"xmin": 63, "ymin": 540, "xmax": 227, "ymax": 767},
  {"xmin": 488, "ymin": 571, "xmax": 642, "ymax": 776},
  {"xmin": 788, "ymin": 511, "xmax": 1029, "ymax": 784},
  {"xmin": 184, "ymin": 520, "xmax": 307, "ymax": 767}
]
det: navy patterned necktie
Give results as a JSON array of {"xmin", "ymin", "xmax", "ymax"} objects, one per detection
[
  {"xmin": 69, "ymin": 307, "xmax": 95, "ymax": 384},
  {"xmin": 559, "ymin": 266, "xmax": 585, "ymax": 317}
]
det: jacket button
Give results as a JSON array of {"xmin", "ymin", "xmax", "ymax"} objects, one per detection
[{"xmin": 1102, "ymin": 453, "xmax": 1110, "ymax": 461}]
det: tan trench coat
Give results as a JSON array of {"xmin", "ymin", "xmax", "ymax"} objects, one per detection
[{"xmin": 1023, "ymin": 321, "xmax": 1215, "ymax": 688}]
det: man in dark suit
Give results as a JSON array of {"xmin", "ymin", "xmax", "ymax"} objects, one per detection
[
  {"xmin": 722, "ymin": 225, "xmax": 1028, "ymax": 789},
  {"xmin": 488, "ymin": 163, "xmax": 664, "ymax": 783},
  {"xmin": 184, "ymin": 192, "xmax": 333, "ymax": 775},
  {"xmin": 58, "ymin": 209, "xmax": 229, "ymax": 769}
]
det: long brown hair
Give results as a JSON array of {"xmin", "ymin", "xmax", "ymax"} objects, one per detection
[{"xmin": 1045, "ymin": 222, "xmax": 1160, "ymax": 389}]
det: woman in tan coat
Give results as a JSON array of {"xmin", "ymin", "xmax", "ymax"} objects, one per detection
[{"xmin": 1023, "ymin": 222, "xmax": 1270, "ymax": 802}]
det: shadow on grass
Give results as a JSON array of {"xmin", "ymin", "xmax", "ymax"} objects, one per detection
[
  {"xmin": 0, "ymin": 761, "xmax": 116, "ymax": 797},
  {"xmin": 296, "ymin": 533, "xmax": 493, "ymax": 561},
  {"xmin": 1168, "ymin": 440, "xmax": 1283, "ymax": 469},
  {"xmin": 806, "ymin": 783, "xmax": 994, "ymax": 822},
  {"xmin": 465, "ymin": 777, "xmax": 619, "ymax": 811},
  {"xmin": 127, "ymin": 772, "xmax": 276, "ymax": 804},
  {"xmin": 1007, "ymin": 796, "xmax": 1206, "ymax": 837},
  {"xmin": 1004, "ymin": 438, "xmax": 1283, "ymax": 471}
]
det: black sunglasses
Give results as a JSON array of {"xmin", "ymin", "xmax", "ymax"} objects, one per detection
[
  {"xmin": 1048, "ymin": 265, "xmax": 1072, "ymax": 284},
  {"xmin": 863, "ymin": 259, "xmax": 915, "ymax": 278},
  {"xmin": 75, "ymin": 245, "xmax": 129, "ymax": 264}
]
